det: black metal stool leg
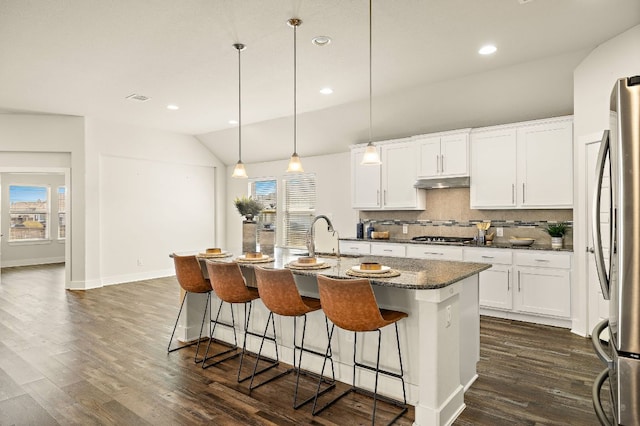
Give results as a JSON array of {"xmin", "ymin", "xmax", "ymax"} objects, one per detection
[
  {"xmin": 201, "ymin": 298, "xmax": 241, "ymax": 369},
  {"xmin": 241, "ymin": 302, "xmax": 280, "ymax": 384},
  {"xmin": 168, "ymin": 292, "xmax": 209, "ymax": 357}
]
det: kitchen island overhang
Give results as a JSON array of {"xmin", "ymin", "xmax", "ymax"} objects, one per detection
[{"xmin": 175, "ymin": 250, "xmax": 490, "ymax": 426}]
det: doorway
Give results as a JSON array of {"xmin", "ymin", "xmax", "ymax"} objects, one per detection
[{"xmin": 0, "ymin": 167, "xmax": 70, "ymax": 287}]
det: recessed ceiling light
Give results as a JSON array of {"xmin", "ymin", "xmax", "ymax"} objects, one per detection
[
  {"xmin": 320, "ymin": 87, "xmax": 333, "ymax": 95},
  {"xmin": 312, "ymin": 36, "xmax": 332, "ymax": 46},
  {"xmin": 166, "ymin": 104, "xmax": 179, "ymax": 110},
  {"xmin": 479, "ymin": 45, "xmax": 497, "ymax": 55},
  {"xmin": 228, "ymin": 119, "xmax": 238, "ymax": 125}
]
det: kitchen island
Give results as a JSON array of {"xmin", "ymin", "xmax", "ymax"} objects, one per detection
[{"xmin": 178, "ymin": 249, "xmax": 490, "ymax": 426}]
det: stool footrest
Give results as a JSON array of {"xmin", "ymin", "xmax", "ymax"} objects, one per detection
[{"xmin": 354, "ymin": 360, "xmax": 404, "ymax": 380}]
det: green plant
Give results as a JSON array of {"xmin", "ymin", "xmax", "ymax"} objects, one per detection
[
  {"xmin": 233, "ymin": 195, "xmax": 263, "ymax": 219},
  {"xmin": 545, "ymin": 222, "xmax": 568, "ymax": 237}
]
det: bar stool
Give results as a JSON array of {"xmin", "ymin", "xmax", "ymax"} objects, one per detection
[
  {"xmin": 203, "ymin": 261, "xmax": 279, "ymax": 383},
  {"xmin": 167, "ymin": 253, "xmax": 212, "ymax": 364},
  {"xmin": 251, "ymin": 266, "xmax": 335, "ymax": 408},
  {"xmin": 313, "ymin": 275, "xmax": 408, "ymax": 426}
]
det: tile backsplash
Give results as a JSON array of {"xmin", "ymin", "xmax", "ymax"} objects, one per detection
[{"xmin": 358, "ymin": 188, "xmax": 573, "ymax": 247}]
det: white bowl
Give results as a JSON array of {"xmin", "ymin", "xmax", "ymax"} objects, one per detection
[{"xmin": 509, "ymin": 237, "xmax": 535, "ymax": 247}]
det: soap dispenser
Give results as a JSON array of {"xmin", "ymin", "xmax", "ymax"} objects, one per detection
[{"xmin": 366, "ymin": 222, "xmax": 375, "ymax": 239}]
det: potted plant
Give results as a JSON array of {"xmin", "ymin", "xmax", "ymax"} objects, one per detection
[
  {"xmin": 545, "ymin": 222, "xmax": 568, "ymax": 249},
  {"xmin": 234, "ymin": 195, "xmax": 263, "ymax": 222}
]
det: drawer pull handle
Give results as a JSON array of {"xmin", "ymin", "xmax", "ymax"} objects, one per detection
[
  {"xmin": 425, "ymin": 252, "xmax": 443, "ymax": 256},
  {"xmin": 481, "ymin": 255, "xmax": 494, "ymax": 259},
  {"xmin": 383, "ymin": 249, "xmax": 393, "ymax": 252},
  {"xmin": 534, "ymin": 259, "xmax": 550, "ymax": 262}
]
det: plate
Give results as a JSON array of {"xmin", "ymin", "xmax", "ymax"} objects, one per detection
[
  {"xmin": 237, "ymin": 254, "xmax": 271, "ymax": 260},
  {"xmin": 289, "ymin": 261, "xmax": 326, "ymax": 268},
  {"xmin": 351, "ymin": 265, "xmax": 391, "ymax": 274},
  {"xmin": 509, "ymin": 238, "xmax": 535, "ymax": 247},
  {"xmin": 198, "ymin": 251, "xmax": 231, "ymax": 258}
]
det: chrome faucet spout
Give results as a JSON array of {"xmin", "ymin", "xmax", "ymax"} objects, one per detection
[{"xmin": 307, "ymin": 215, "xmax": 335, "ymax": 258}]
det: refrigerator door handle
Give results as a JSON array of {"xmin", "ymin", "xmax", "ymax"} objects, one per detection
[
  {"xmin": 592, "ymin": 367, "xmax": 614, "ymax": 426},
  {"xmin": 592, "ymin": 130, "xmax": 611, "ymax": 300},
  {"xmin": 591, "ymin": 318, "xmax": 613, "ymax": 367}
]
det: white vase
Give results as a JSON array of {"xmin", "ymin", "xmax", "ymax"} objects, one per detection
[{"xmin": 551, "ymin": 236, "xmax": 563, "ymax": 249}]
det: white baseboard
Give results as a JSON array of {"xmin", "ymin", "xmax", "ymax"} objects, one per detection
[
  {"xmin": 101, "ymin": 268, "xmax": 175, "ymax": 286},
  {"xmin": 1, "ymin": 257, "xmax": 65, "ymax": 268}
]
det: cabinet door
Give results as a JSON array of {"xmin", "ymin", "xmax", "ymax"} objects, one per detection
[
  {"xmin": 339, "ymin": 240, "xmax": 371, "ymax": 255},
  {"xmin": 478, "ymin": 265, "xmax": 513, "ymax": 311},
  {"xmin": 417, "ymin": 136, "xmax": 441, "ymax": 178},
  {"xmin": 470, "ymin": 128, "xmax": 517, "ymax": 208},
  {"xmin": 440, "ymin": 133, "xmax": 469, "ymax": 177},
  {"xmin": 514, "ymin": 267, "xmax": 571, "ymax": 318},
  {"xmin": 351, "ymin": 146, "xmax": 381, "ymax": 209},
  {"xmin": 381, "ymin": 142, "xmax": 419, "ymax": 209},
  {"xmin": 517, "ymin": 119, "xmax": 573, "ymax": 208}
]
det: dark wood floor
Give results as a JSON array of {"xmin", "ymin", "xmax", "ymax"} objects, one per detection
[{"xmin": 0, "ymin": 264, "xmax": 607, "ymax": 425}]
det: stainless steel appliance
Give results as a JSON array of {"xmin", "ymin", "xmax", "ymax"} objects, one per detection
[
  {"xmin": 592, "ymin": 75, "xmax": 640, "ymax": 425},
  {"xmin": 411, "ymin": 236, "xmax": 475, "ymax": 245}
]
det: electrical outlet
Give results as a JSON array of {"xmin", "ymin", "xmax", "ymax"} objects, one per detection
[
  {"xmin": 402, "ymin": 224, "xmax": 408, "ymax": 234},
  {"xmin": 496, "ymin": 227, "xmax": 504, "ymax": 237},
  {"xmin": 446, "ymin": 305, "xmax": 452, "ymax": 327},
  {"xmin": 137, "ymin": 258, "xmax": 143, "ymax": 266}
]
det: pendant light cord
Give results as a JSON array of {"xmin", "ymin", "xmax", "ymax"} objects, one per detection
[
  {"xmin": 369, "ymin": 0, "xmax": 372, "ymax": 144},
  {"xmin": 293, "ymin": 22, "xmax": 298, "ymax": 155},
  {"xmin": 238, "ymin": 45, "xmax": 242, "ymax": 162}
]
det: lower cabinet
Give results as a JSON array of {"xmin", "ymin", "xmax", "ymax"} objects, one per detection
[
  {"xmin": 338, "ymin": 240, "xmax": 371, "ymax": 256},
  {"xmin": 464, "ymin": 247, "xmax": 572, "ymax": 327}
]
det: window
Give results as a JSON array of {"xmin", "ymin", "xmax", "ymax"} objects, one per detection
[
  {"xmin": 249, "ymin": 179, "xmax": 277, "ymax": 251},
  {"xmin": 9, "ymin": 185, "xmax": 50, "ymax": 241},
  {"xmin": 281, "ymin": 174, "xmax": 316, "ymax": 248},
  {"xmin": 58, "ymin": 186, "xmax": 66, "ymax": 239}
]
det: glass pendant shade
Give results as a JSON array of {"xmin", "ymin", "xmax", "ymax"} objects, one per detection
[
  {"xmin": 286, "ymin": 153, "xmax": 304, "ymax": 173},
  {"xmin": 232, "ymin": 161, "xmax": 248, "ymax": 178},
  {"xmin": 361, "ymin": 142, "xmax": 381, "ymax": 165}
]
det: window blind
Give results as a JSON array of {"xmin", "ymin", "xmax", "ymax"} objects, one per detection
[{"xmin": 282, "ymin": 174, "xmax": 316, "ymax": 248}]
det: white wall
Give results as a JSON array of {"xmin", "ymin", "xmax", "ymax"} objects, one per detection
[
  {"xmin": 85, "ymin": 118, "xmax": 226, "ymax": 286},
  {"xmin": 572, "ymin": 24, "xmax": 640, "ymax": 336},
  {"xmin": 0, "ymin": 114, "xmax": 84, "ymax": 288},
  {"xmin": 0, "ymin": 172, "xmax": 66, "ymax": 267},
  {"xmin": 225, "ymin": 152, "xmax": 356, "ymax": 254}
]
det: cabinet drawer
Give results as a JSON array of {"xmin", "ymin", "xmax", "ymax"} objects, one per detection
[
  {"xmin": 463, "ymin": 248, "xmax": 513, "ymax": 265},
  {"xmin": 406, "ymin": 244, "xmax": 463, "ymax": 261},
  {"xmin": 370, "ymin": 243, "xmax": 406, "ymax": 257},
  {"xmin": 339, "ymin": 241, "xmax": 371, "ymax": 255},
  {"xmin": 514, "ymin": 251, "xmax": 571, "ymax": 269}
]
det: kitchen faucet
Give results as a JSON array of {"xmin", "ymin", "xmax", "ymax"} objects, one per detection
[{"xmin": 306, "ymin": 215, "xmax": 340, "ymax": 258}]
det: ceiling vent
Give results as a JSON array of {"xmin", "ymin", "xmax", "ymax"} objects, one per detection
[
  {"xmin": 125, "ymin": 94, "xmax": 151, "ymax": 102},
  {"xmin": 518, "ymin": 0, "xmax": 535, "ymax": 4}
]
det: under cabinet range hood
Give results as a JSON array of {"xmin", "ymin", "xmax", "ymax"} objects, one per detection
[{"xmin": 413, "ymin": 176, "xmax": 470, "ymax": 189}]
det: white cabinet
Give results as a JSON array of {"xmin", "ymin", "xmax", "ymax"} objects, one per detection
[
  {"xmin": 514, "ymin": 251, "xmax": 571, "ymax": 318},
  {"xmin": 470, "ymin": 128, "xmax": 517, "ymax": 208},
  {"xmin": 416, "ymin": 130, "xmax": 470, "ymax": 178},
  {"xmin": 464, "ymin": 248, "xmax": 513, "ymax": 311},
  {"xmin": 464, "ymin": 247, "xmax": 572, "ymax": 326},
  {"xmin": 470, "ymin": 116, "xmax": 573, "ymax": 209},
  {"xmin": 339, "ymin": 240, "xmax": 371, "ymax": 256},
  {"xmin": 370, "ymin": 242, "xmax": 406, "ymax": 257},
  {"xmin": 406, "ymin": 244, "xmax": 463, "ymax": 261},
  {"xmin": 351, "ymin": 140, "xmax": 425, "ymax": 210}
]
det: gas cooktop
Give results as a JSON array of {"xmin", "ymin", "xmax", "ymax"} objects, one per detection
[{"xmin": 411, "ymin": 236, "xmax": 475, "ymax": 245}]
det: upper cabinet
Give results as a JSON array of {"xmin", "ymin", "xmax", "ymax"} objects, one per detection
[
  {"xmin": 470, "ymin": 116, "xmax": 573, "ymax": 209},
  {"xmin": 416, "ymin": 130, "xmax": 470, "ymax": 178},
  {"xmin": 351, "ymin": 139, "xmax": 426, "ymax": 210}
]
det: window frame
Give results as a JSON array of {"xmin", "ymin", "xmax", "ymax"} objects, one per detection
[{"xmin": 8, "ymin": 184, "xmax": 51, "ymax": 243}]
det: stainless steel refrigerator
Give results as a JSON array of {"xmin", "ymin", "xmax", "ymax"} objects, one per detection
[{"xmin": 592, "ymin": 75, "xmax": 640, "ymax": 426}]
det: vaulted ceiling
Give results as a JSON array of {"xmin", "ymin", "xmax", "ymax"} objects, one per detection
[{"xmin": 1, "ymin": 0, "xmax": 638, "ymax": 165}]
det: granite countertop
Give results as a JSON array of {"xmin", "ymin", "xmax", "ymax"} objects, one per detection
[
  {"xmin": 196, "ymin": 248, "xmax": 490, "ymax": 291},
  {"xmin": 340, "ymin": 237, "xmax": 574, "ymax": 252}
]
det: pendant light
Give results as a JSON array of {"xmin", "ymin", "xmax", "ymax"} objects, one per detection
[
  {"xmin": 286, "ymin": 18, "xmax": 304, "ymax": 173},
  {"xmin": 361, "ymin": 0, "xmax": 381, "ymax": 166},
  {"xmin": 231, "ymin": 43, "xmax": 248, "ymax": 178}
]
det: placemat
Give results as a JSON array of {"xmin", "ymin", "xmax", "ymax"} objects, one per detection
[
  {"xmin": 346, "ymin": 269, "xmax": 401, "ymax": 278},
  {"xmin": 197, "ymin": 252, "xmax": 233, "ymax": 258},
  {"xmin": 285, "ymin": 262, "xmax": 331, "ymax": 270},
  {"xmin": 235, "ymin": 257, "xmax": 274, "ymax": 263}
]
